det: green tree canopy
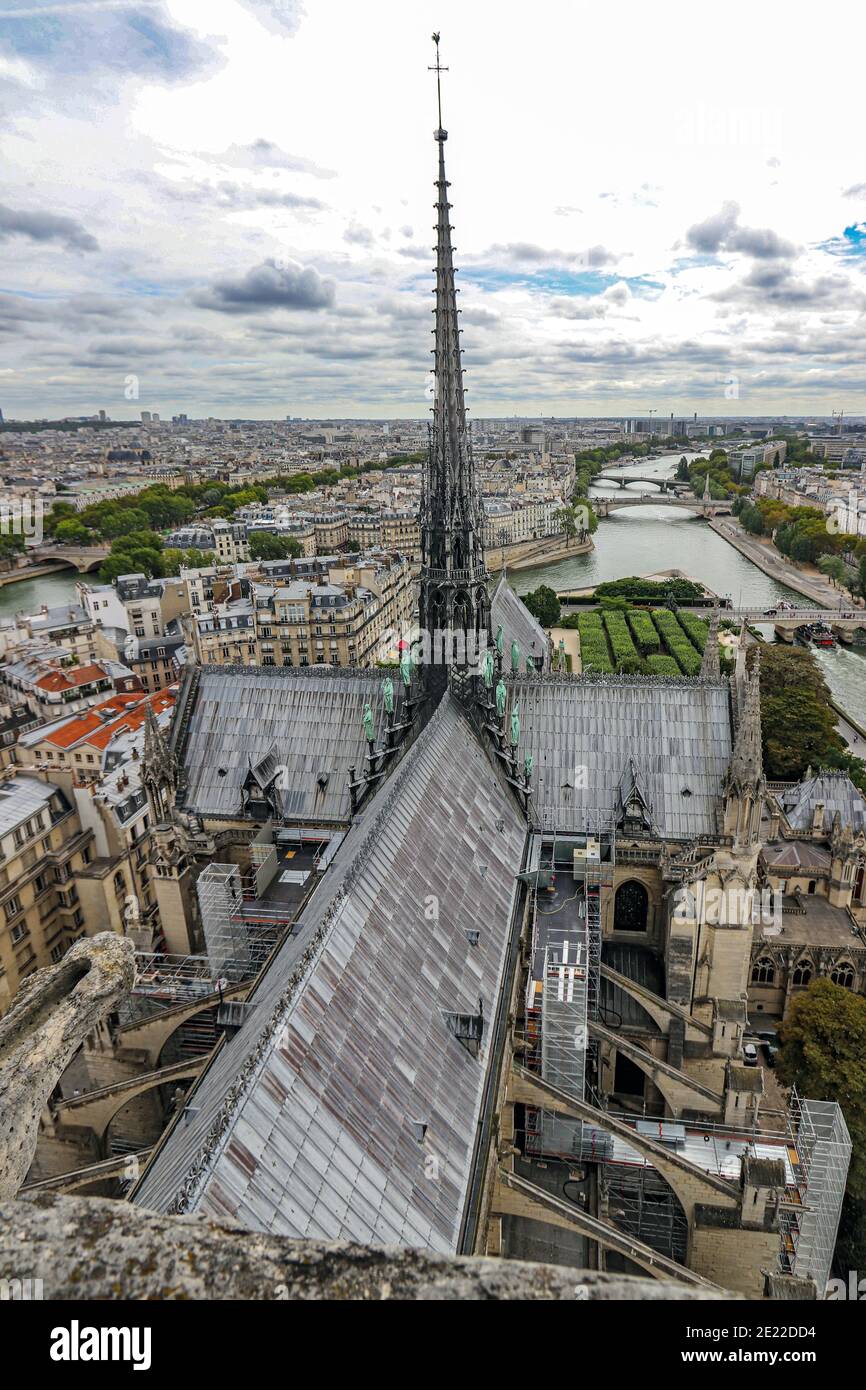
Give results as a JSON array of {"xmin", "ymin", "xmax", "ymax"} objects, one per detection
[
  {"xmin": 522, "ymin": 584, "xmax": 561, "ymax": 628},
  {"xmin": 248, "ymin": 531, "xmax": 303, "ymax": 561},
  {"xmin": 757, "ymin": 646, "xmax": 843, "ymax": 779},
  {"xmin": 53, "ymin": 517, "xmax": 91, "ymax": 545},
  {"xmin": 777, "ymin": 977, "xmax": 866, "ymax": 1270}
]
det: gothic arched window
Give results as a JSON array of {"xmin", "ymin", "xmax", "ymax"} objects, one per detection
[
  {"xmin": 614, "ymin": 880, "xmax": 649, "ymax": 933},
  {"xmin": 751, "ymin": 957, "xmax": 776, "ymax": 986},
  {"xmin": 831, "ymin": 963, "xmax": 855, "ymax": 989},
  {"xmin": 792, "ymin": 961, "xmax": 812, "ymax": 987}
]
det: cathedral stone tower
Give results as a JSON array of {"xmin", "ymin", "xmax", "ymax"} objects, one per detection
[{"xmin": 418, "ymin": 35, "xmax": 491, "ymax": 689}]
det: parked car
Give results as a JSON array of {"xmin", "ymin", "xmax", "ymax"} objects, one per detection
[
  {"xmin": 743, "ymin": 1043, "xmax": 759, "ymax": 1067},
  {"xmin": 761, "ymin": 1041, "xmax": 780, "ymax": 1069}
]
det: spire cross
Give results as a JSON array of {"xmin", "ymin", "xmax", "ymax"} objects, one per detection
[{"xmin": 429, "ymin": 31, "xmax": 448, "ymax": 134}]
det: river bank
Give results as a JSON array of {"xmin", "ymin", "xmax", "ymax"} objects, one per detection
[
  {"xmin": 706, "ymin": 517, "xmax": 864, "ymax": 611},
  {"xmin": 486, "ymin": 532, "xmax": 593, "ymax": 574},
  {"xmin": 0, "ymin": 568, "xmax": 80, "ymax": 618},
  {"xmin": 0, "ymin": 562, "xmax": 72, "ymax": 588}
]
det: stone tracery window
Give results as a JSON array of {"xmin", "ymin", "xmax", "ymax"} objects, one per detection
[
  {"xmin": 792, "ymin": 961, "xmax": 812, "ymax": 987},
  {"xmin": 613, "ymin": 880, "xmax": 649, "ymax": 933},
  {"xmin": 831, "ymin": 963, "xmax": 854, "ymax": 989},
  {"xmin": 751, "ymin": 956, "xmax": 776, "ymax": 986}
]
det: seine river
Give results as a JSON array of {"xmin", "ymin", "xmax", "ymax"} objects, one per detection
[
  {"xmin": 0, "ymin": 569, "xmax": 83, "ymax": 617},
  {"xmin": 513, "ymin": 452, "xmax": 866, "ymax": 728},
  {"xmin": 1, "ymin": 453, "xmax": 864, "ymax": 725}
]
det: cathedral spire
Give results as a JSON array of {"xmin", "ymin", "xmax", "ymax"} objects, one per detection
[
  {"xmin": 419, "ymin": 34, "xmax": 490, "ymax": 682},
  {"xmin": 142, "ymin": 699, "xmax": 176, "ymax": 821}
]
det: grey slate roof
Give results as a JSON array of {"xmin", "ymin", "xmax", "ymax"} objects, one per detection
[
  {"xmin": 178, "ymin": 666, "xmax": 403, "ymax": 823},
  {"xmin": 508, "ymin": 675, "xmax": 733, "ymax": 838},
  {"xmin": 779, "ymin": 771, "xmax": 866, "ymax": 834},
  {"xmin": 490, "ymin": 573, "xmax": 550, "ymax": 671},
  {"xmin": 763, "ymin": 840, "xmax": 831, "ymax": 872},
  {"xmin": 0, "ymin": 774, "xmax": 66, "ymax": 839},
  {"xmin": 134, "ymin": 695, "xmax": 527, "ymax": 1249}
]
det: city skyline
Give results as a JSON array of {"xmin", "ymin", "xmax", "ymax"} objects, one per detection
[{"xmin": 2, "ymin": 1, "xmax": 866, "ymax": 419}]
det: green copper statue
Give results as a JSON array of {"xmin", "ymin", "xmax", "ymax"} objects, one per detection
[
  {"xmin": 510, "ymin": 700, "xmax": 520, "ymax": 748},
  {"xmin": 495, "ymin": 678, "xmax": 507, "ymax": 719},
  {"xmin": 382, "ymin": 676, "xmax": 394, "ymax": 716},
  {"xmin": 511, "ymin": 640, "xmax": 520, "ymax": 675},
  {"xmin": 495, "ymin": 624, "xmax": 504, "ymax": 657},
  {"xmin": 482, "ymin": 648, "xmax": 494, "ymax": 689},
  {"xmin": 399, "ymin": 649, "xmax": 413, "ymax": 688},
  {"xmin": 524, "ymin": 753, "xmax": 534, "ymax": 779},
  {"xmin": 525, "ymin": 654, "xmax": 534, "ymax": 674},
  {"xmin": 362, "ymin": 702, "xmax": 375, "ymax": 743}
]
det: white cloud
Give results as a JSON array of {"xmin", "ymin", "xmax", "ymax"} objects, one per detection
[{"xmin": 1, "ymin": 0, "xmax": 865, "ymax": 416}]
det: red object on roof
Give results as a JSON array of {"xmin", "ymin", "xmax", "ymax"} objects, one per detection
[
  {"xmin": 42, "ymin": 687, "xmax": 176, "ymax": 752},
  {"xmin": 87, "ymin": 688, "xmax": 175, "ymax": 750},
  {"xmin": 36, "ymin": 663, "xmax": 109, "ymax": 694},
  {"xmin": 45, "ymin": 692, "xmax": 140, "ymax": 748}
]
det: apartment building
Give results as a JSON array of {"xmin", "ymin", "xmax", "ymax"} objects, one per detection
[
  {"xmin": 79, "ymin": 573, "xmax": 188, "ymax": 642},
  {"xmin": 0, "ymin": 643, "xmax": 140, "ymax": 719},
  {"xmin": 482, "ymin": 497, "xmax": 561, "ymax": 547},
  {"xmin": 0, "ymin": 774, "xmax": 93, "ymax": 1012},
  {"xmin": 0, "ymin": 687, "xmax": 184, "ymax": 1010},
  {"xmin": 381, "ymin": 512, "xmax": 421, "ymax": 556},
  {"xmin": 0, "ymin": 603, "xmax": 110, "ymax": 668},
  {"xmin": 17, "ymin": 687, "xmax": 176, "ymax": 784},
  {"xmin": 811, "ymin": 437, "xmax": 866, "ymax": 463},
  {"xmin": 192, "ymin": 553, "xmax": 415, "ymax": 669},
  {"xmin": 312, "ymin": 514, "xmax": 349, "ymax": 551},
  {"xmin": 124, "ymin": 634, "xmax": 187, "ymax": 692}
]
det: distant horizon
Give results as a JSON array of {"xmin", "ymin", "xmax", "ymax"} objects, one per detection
[{"xmin": 2, "ymin": 411, "xmax": 865, "ymax": 428}]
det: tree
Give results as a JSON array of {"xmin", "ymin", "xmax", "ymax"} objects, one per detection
[
  {"xmin": 98, "ymin": 507, "xmax": 151, "ymax": 539},
  {"xmin": 777, "ymin": 979, "xmax": 866, "ymax": 1267},
  {"xmin": 110, "ymin": 529, "xmax": 163, "ymax": 556},
  {"xmin": 162, "ymin": 547, "xmax": 214, "ymax": 576},
  {"xmin": 739, "ymin": 503, "xmax": 765, "ymax": 535},
  {"xmin": 676, "ymin": 457, "xmax": 690, "ymax": 481},
  {"xmin": 248, "ymin": 531, "xmax": 303, "ymax": 561},
  {"xmin": 818, "ymin": 554, "xmax": 848, "ymax": 589},
  {"xmin": 99, "ymin": 528, "xmax": 166, "ymax": 581},
  {"xmin": 522, "ymin": 584, "xmax": 561, "ymax": 628},
  {"xmin": 757, "ymin": 646, "xmax": 843, "ymax": 779},
  {"xmin": 44, "ymin": 502, "xmax": 78, "ymax": 535},
  {"xmin": 0, "ymin": 531, "xmax": 24, "ymax": 560},
  {"xmin": 53, "ymin": 518, "xmax": 91, "ymax": 545}
]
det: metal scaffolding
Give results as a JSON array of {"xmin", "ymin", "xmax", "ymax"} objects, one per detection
[
  {"xmin": 197, "ymin": 861, "xmax": 288, "ymax": 985},
  {"xmin": 603, "ymin": 1162, "xmax": 689, "ymax": 1267},
  {"xmin": 515, "ymin": 824, "xmax": 852, "ymax": 1290},
  {"xmin": 571, "ymin": 1100, "xmax": 851, "ymax": 1287},
  {"xmin": 786, "ymin": 1093, "xmax": 852, "ymax": 1294},
  {"xmin": 523, "ymin": 824, "xmax": 614, "ymax": 1158}
]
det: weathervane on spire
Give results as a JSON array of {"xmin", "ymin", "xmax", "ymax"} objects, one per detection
[{"xmin": 429, "ymin": 31, "xmax": 448, "ymax": 139}]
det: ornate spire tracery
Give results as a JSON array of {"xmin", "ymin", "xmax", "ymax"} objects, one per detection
[{"xmin": 418, "ymin": 34, "xmax": 490, "ymax": 680}]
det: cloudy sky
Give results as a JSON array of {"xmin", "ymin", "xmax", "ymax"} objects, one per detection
[{"xmin": 1, "ymin": 0, "xmax": 865, "ymax": 420}]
